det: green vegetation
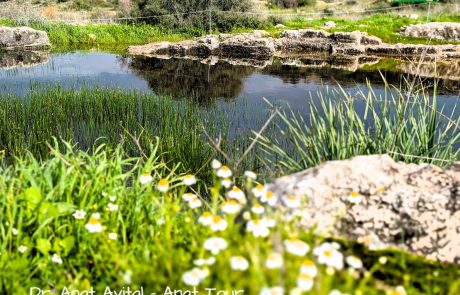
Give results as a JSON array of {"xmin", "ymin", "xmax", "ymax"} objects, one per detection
[
  {"xmin": 277, "ymin": 13, "xmax": 460, "ymax": 44},
  {"xmin": 0, "ymin": 87, "xmax": 225, "ymax": 178},
  {"xmin": 1, "ymin": 140, "xmax": 459, "ymax": 294},
  {"xmin": 15, "ymin": 21, "xmax": 205, "ymax": 50},
  {"xmin": 260, "ymin": 81, "xmax": 460, "ymax": 174}
]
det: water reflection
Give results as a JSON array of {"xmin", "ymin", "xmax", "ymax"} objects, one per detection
[{"xmin": 0, "ymin": 50, "xmax": 49, "ymax": 69}]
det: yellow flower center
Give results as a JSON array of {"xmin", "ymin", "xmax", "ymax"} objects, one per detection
[
  {"xmin": 253, "ymin": 219, "xmax": 260, "ymax": 225},
  {"xmin": 89, "ymin": 217, "xmax": 99, "ymax": 225},
  {"xmin": 266, "ymin": 191, "xmax": 273, "ymax": 199},
  {"xmin": 350, "ymin": 191, "xmax": 360, "ymax": 197},
  {"xmin": 213, "ymin": 216, "xmax": 222, "ymax": 223},
  {"xmin": 303, "ymin": 259, "xmax": 314, "ymax": 266},
  {"xmin": 298, "ymin": 273, "xmax": 312, "ymax": 280},
  {"xmin": 255, "ymin": 184, "xmax": 264, "ymax": 190},
  {"xmin": 221, "ymin": 166, "xmax": 229, "ymax": 171},
  {"xmin": 185, "ymin": 174, "xmax": 193, "ymax": 179},
  {"xmin": 142, "ymin": 173, "xmax": 150, "ymax": 177},
  {"xmin": 287, "ymin": 195, "xmax": 296, "ymax": 200},
  {"xmin": 324, "ymin": 249, "xmax": 332, "ymax": 257},
  {"xmin": 158, "ymin": 178, "xmax": 168, "ymax": 186},
  {"xmin": 232, "ymin": 187, "xmax": 241, "ymax": 192},
  {"xmin": 229, "ymin": 200, "xmax": 237, "ymax": 205},
  {"xmin": 202, "ymin": 211, "xmax": 212, "ymax": 217}
]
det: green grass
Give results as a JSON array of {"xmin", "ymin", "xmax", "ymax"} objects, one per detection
[
  {"xmin": 0, "ymin": 87, "xmax": 221, "ymax": 178},
  {"xmin": 2, "ymin": 11, "xmax": 458, "ymax": 51},
  {"xmin": 276, "ymin": 13, "xmax": 460, "ymax": 44},
  {"xmin": 0, "ymin": 140, "xmax": 459, "ymax": 294},
  {"xmin": 259, "ymin": 80, "xmax": 460, "ymax": 174},
  {"xmin": 0, "ymin": 20, "xmax": 205, "ymax": 51}
]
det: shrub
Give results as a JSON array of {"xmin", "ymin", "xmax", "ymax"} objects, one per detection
[{"xmin": 131, "ymin": 0, "xmax": 261, "ymax": 31}]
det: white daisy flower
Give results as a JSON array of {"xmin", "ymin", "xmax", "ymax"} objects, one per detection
[
  {"xmin": 108, "ymin": 232, "xmax": 118, "ymax": 240},
  {"xmin": 210, "ymin": 216, "xmax": 227, "ymax": 232},
  {"xmin": 284, "ymin": 239, "xmax": 310, "ymax": 256},
  {"xmin": 156, "ymin": 217, "xmax": 165, "ymax": 225},
  {"xmin": 139, "ymin": 173, "xmax": 153, "ymax": 185},
  {"xmin": 297, "ymin": 273, "xmax": 314, "ymax": 291},
  {"xmin": 347, "ymin": 191, "xmax": 364, "ymax": 204},
  {"xmin": 289, "ymin": 288, "xmax": 303, "ymax": 295},
  {"xmin": 230, "ymin": 256, "xmax": 249, "ymax": 271},
  {"xmin": 211, "ymin": 159, "xmax": 222, "ymax": 170},
  {"xmin": 18, "ymin": 245, "xmax": 27, "ymax": 253},
  {"xmin": 221, "ymin": 200, "xmax": 242, "ymax": 214},
  {"xmin": 221, "ymin": 178, "xmax": 232, "ymax": 188},
  {"xmin": 228, "ymin": 186, "xmax": 246, "ymax": 204},
  {"xmin": 261, "ymin": 190, "xmax": 278, "ymax": 206},
  {"xmin": 260, "ymin": 287, "xmax": 285, "ymax": 295},
  {"xmin": 193, "ymin": 257, "xmax": 216, "ymax": 266},
  {"xmin": 182, "ymin": 174, "xmax": 197, "ymax": 186},
  {"xmin": 313, "ymin": 242, "xmax": 344, "ymax": 270},
  {"xmin": 379, "ymin": 256, "xmax": 388, "ymax": 265},
  {"xmin": 261, "ymin": 217, "xmax": 276, "ymax": 228},
  {"xmin": 107, "ymin": 203, "xmax": 119, "ymax": 212},
  {"xmin": 51, "ymin": 253, "xmax": 63, "ymax": 264},
  {"xmin": 11, "ymin": 228, "xmax": 18, "ymax": 236},
  {"xmin": 182, "ymin": 268, "xmax": 208, "ymax": 286},
  {"xmin": 157, "ymin": 178, "xmax": 169, "ymax": 193},
  {"xmin": 265, "ymin": 252, "xmax": 283, "ymax": 269},
  {"xmin": 109, "ymin": 195, "xmax": 117, "ymax": 202},
  {"xmin": 198, "ymin": 212, "xmax": 213, "ymax": 226},
  {"xmin": 388, "ymin": 286, "xmax": 406, "ymax": 295},
  {"xmin": 247, "ymin": 219, "xmax": 270, "ymax": 238},
  {"xmin": 182, "ymin": 192, "xmax": 196, "ymax": 202},
  {"xmin": 188, "ymin": 196, "xmax": 202, "ymax": 209},
  {"xmin": 251, "ymin": 204, "xmax": 265, "ymax": 215},
  {"xmin": 85, "ymin": 213, "xmax": 103, "ymax": 233},
  {"xmin": 346, "ymin": 255, "xmax": 363, "ymax": 269},
  {"xmin": 203, "ymin": 237, "xmax": 228, "ymax": 255},
  {"xmin": 73, "ymin": 209, "xmax": 86, "ymax": 220},
  {"xmin": 244, "ymin": 171, "xmax": 257, "ymax": 180},
  {"xmin": 217, "ymin": 165, "xmax": 232, "ymax": 178},
  {"xmin": 300, "ymin": 259, "xmax": 317, "ymax": 277},
  {"xmin": 284, "ymin": 195, "xmax": 301, "ymax": 209},
  {"xmin": 329, "ymin": 290, "xmax": 343, "ymax": 295},
  {"xmin": 252, "ymin": 184, "xmax": 266, "ymax": 198}
]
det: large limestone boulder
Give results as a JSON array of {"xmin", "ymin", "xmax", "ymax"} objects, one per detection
[
  {"xmin": 401, "ymin": 22, "xmax": 460, "ymax": 41},
  {"xmin": 0, "ymin": 26, "xmax": 50, "ymax": 50},
  {"xmin": 268, "ymin": 155, "xmax": 460, "ymax": 264}
]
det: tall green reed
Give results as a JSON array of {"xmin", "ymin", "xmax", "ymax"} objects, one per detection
[{"xmin": 259, "ymin": 80, "xmax": 460, "ymax": 173}]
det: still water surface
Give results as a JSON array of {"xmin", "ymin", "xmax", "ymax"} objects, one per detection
[{"xmin": 1, "ymin": 50, "xmax": 459, "ymax": 132}]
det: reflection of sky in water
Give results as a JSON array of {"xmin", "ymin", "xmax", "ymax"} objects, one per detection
[{"xmin": 0, "ymin": 51, "xmax": 459, "ymax": 135}]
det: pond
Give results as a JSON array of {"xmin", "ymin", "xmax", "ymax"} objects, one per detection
[{"xmin": 1, "ymin": 50, "xmax": 460, "ymax": 148}]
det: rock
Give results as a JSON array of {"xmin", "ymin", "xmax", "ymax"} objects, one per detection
[
  {"xmin": 367, "ymin": 44, "xmax": 440, "ymax": 56},
  {"xmin": 324, "ymin": 20, "xmax": 337, "ymax": 29},
  {"xmin": 401, "ymin": 22, "xmax": 460, "ymax": 41},
  {"xmin": 127, "ymin": 29, "xmax": 460, "ymax": 65},
  {"xmin": 0, "ymin": 26, "xmax": 50, "ymax": 50},
  {"xmin": 331, "ymin": 31, "xmax": 363, "ymax": 44},
  {"xmin": 268, "ymin": 155, "xmax": 460, "ymax": 264},
  {"xmin": 219, "ymin": 34, "xmax": 275, "ymax": 60}
]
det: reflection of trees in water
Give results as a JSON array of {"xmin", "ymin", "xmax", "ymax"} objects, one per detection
[
  {"xmin": 125, "ymin": 56, "xmax": 256, "ymax": 104},
  {"xmin": 124, "ymin": 55, "xmax": 460, "ymax": 102}
]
